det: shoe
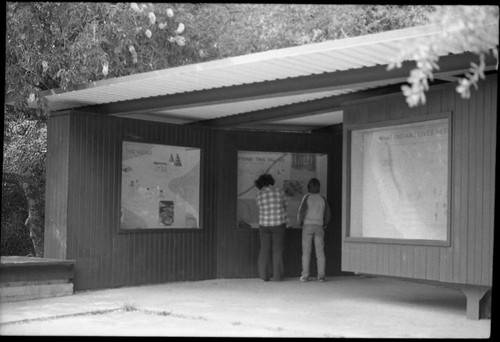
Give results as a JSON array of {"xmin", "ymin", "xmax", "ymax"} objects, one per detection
[
  {"xmin": 260, "ymin": 278, "xmax": 269, "ymax": 282},
  {"xmin": 300, "ymin": 276, "xmax": 309, "ymax": 282},
  {"xmin": 318, "ymin": 276, "xmax": 326, "ymax": 282}
]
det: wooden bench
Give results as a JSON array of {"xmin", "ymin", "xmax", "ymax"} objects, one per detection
[{"xmin": 0, "ymin": 256, "xmax": 75, "ymax": 302}]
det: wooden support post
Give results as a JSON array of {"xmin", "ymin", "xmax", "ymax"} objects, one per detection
[{"xmin": 461, "ymin": 285, "xmax": 491, "ymax": 320}]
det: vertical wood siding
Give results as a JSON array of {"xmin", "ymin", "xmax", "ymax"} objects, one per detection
[
  {"xmin": 341, "ymin": 75, "xmax": 497, "ymax": 286},
  {"xmin": 215, "ymin": 130, "xmax": 344, "ymax": 279},
  {"xmin": 45, "ymin": 111, "xmax": 343, "ymax": 290},
  {"xmin": 47, "ymin": 113, "xmax": 217, "ymax": 290},
  {"xmin": 44, "ymin": 114, "xmax": 71, "ymax": 260}
]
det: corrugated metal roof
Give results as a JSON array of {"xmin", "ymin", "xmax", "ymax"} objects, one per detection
[{"xmin": 20, "ymin": 22, "xmax": 499, "ymax": 130}]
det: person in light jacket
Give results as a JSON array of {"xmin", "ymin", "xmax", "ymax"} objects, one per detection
[{"xmin": 297, "ymin": 178, "xmax": 331, "ymax": 282}]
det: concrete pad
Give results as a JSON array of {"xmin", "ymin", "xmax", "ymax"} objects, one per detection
[{"xmin": 0, "ymin": 276, "xmax": 491, "ymax": 338}]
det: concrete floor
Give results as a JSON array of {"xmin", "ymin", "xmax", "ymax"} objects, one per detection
[{"xmin": 0, "ymin": 275, "xmax": 492, "ymax": 338}]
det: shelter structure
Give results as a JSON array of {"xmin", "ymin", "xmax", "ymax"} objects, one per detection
[{"xmin": 7, "ymin": 23, "xmax": 497, "ymax": 319}]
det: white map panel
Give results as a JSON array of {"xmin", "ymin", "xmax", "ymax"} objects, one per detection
[
  {"xmin": 121, "ymin": 141, "xmax": 200, "ymax": 229},
  {"xmin": 237, "ymin": 151, "xmax": 328, "ymax": 228},
  {"xmin": 350, "ymin": 118, "xmax": 449, "ymax": 240}
]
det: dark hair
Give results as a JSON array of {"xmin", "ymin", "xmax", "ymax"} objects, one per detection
[
  {"xmin": 307, "ymin": 178, "xmax": 321, "ymax": 194},
  {"xmin": 255, "ymin": 174, "xmax": 275, "ymax": 189}
]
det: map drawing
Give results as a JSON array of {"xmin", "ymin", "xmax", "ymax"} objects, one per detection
[
  {"xmin": 237, "ymin": 151, "xmax": 328, "ymax": 228},
  {"xmin": 350, "ymin": 118, "xmax": 449, "ymax": 240},
  {"xmin": 120, "ymin": 141, "xmax": 200, "ymax": 229}
]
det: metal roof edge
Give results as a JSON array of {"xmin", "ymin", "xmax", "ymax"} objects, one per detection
[
  {"xmin": 8, "ymin": 20, "xmax": 497, "ymax": 107},
  {"xmin": 8, "ymin": 23, "xmax": 453, "ymax": 101}
]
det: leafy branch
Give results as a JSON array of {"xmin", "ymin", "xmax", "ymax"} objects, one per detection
[{"xmin": 388, "ymin": 5, "xmax": 499, "ymax": 107}]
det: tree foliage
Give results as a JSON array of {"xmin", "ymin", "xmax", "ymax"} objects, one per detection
[
  {"xmin": 388, "ymin": 5, "xmax": 499, "ymax": 107},
  {"xmin": 2, "ymin": 113, "xmax": 47, "ymax": 256},
  {"xmin": 5, "ymin": 2, "xmax": 218, "ymax": 118},
  {"xmin": 1, "ymin": 172, "xmax": 34, "ymax": 256},
  {"xmin": 192, "ymin": 4, "xmax": 433, "ymax": 58}
]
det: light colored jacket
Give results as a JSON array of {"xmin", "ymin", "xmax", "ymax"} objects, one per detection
[{"xmin": 297, "ymin": 193, "xmax": 331, "ymax": 228}]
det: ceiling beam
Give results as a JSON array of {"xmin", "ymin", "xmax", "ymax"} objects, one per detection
[
  {"xmin": 76, "ymin": 52, "xmax": 489, "ymax": 116},
  {"xmin": 190, "ymin": 83, "xmax": 407, "ymax": 128},
  {"xmin": 232, "ymin": 123, "xmax": 326, "ymax": 132},
  {"xmin": 192, "ymin": 77, "xmax": 452, "ymax": 128}
]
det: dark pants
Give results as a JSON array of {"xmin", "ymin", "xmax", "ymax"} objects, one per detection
[{"xmin": 258, "ymin": 224, "xmax": 285, "ymax": 280}]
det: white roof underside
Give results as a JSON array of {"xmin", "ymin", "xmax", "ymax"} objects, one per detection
[{"xmin": 26, "ymin": 22, "xmax": 499, "ymax": 130}]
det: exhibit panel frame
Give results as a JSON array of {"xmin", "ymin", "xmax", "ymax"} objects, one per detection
[
  {"xmin": 341, "ymin": 75, "xmax": 496, "ymax": 288},
  {"xmin": 344, "ymin": 112, "xmax": 452, "ymax": 246},
  {"xmin": 119, "ymin": 139, "xmax": 203, "ymax": 232}
]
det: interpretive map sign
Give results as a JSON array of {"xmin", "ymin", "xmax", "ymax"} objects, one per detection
[
  {"xmin": 120, "ymin": 141, "xmax": 200, "ymax": 229},
  {"xmin": 349, "ymin": 118, "xmax": 449, "ymax": 241},
  {"xmin": 237, "ymin": 151, "xmax": 328, "ymax": 228}
]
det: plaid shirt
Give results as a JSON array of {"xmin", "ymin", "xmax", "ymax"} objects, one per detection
[{"xmin": 256, "ymin": 186, "xmax": 288, "ymax": 227}]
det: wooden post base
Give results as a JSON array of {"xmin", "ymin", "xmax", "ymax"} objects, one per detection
[{"xmin": 461, "ymin": 285, "xmax": 491, "ymax": 320}]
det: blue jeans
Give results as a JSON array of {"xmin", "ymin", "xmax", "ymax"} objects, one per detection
[
  {"xmin": 301, "ymin": 224, "xmax": 325, "ymax": 278},
  {"xmin": 259, "ymin": 224, "xmax": 285, "ymax": 280}
]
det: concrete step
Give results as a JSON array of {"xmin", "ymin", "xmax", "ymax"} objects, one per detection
[{"xmin": 0, "ymin": 256, "xmax": 75, "ymax": 303}]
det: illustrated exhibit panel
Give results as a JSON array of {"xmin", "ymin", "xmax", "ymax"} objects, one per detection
[
  {"xmin": 349, "ymin": 118, "xmax": 449, "ymax": 241},
  {"xmin": 237, "ymin": 151, "xmax": 328, "ymax": 228},
  {"xmin": 121, "ymin": 141, "xmax": 201, "ymax": 229}
]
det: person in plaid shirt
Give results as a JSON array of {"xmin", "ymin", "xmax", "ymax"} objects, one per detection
[{"xmin": 255, "ymin": 173, "xmax": 288, "ymax": 281}]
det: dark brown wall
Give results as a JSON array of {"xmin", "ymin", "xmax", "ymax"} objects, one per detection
[
  {"xmin": 215, "ymin": 130, "xmax": 343, "ymax": 279},
  {"xmin": 341, "ymin": 75, "xmax": 497, "ymax": 286},
  {"xmin": 45, "ymin": 113, "xmax": 219, "ymax": 290},
  {"xmin": 44, "ymin": 113, "xmax": 343, "ymax": 290},
  {"xmin": 45, "ymin": 114, "xmax": 71, "ymax": 260}
]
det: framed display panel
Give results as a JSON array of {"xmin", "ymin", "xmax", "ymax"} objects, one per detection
[
  {"xmin": 346, "ymin": 115, "xmax": 451, "ymax": 245},
  {"xmin": 120, "ymin": 140, "xmax": 201, "ymax": 231},
  {"xmin": 237, "ymin": 151, "xmax": 328, "ymax": 229}
]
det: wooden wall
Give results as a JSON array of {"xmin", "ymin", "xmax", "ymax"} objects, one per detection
[
  {"xmin": 44, "ymin": 112, "xmax": 343, "ymax": 290},
  {"xmin": 341, "ymin": 74, "xmax": 497, "ymax": 287},
  {"xmin": 45, "ymin": 113, "xmax": 219, "ymax": 290},
  {"xmin": 45, "ymin": 114, "xmax": 71, "ymax": 260},
  {"xmin": 215, "ymin": 130, "xmax": 343, "ymax": 279}
]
